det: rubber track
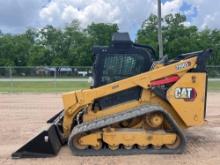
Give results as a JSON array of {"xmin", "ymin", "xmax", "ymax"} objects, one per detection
[{"xmin": 68, "ymin": 105, "xmax": 186, "ymax": 156}]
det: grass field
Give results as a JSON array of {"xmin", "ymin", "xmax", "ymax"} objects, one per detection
[
  {"xmin": 0, "ymin": 80, "xmax": 219, "ymax": 93},
  {"xmin": 0, "ymin": 81, "xmax": 89, "ymax": 93},
  {"xmin": 207, "ymin": 81, "xmax": 220, "ymax": 91}
]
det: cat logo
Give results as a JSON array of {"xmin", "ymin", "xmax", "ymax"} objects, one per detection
[{"xmin": 175, "ymin": 87, "xmax": 196, "ymax": 100}]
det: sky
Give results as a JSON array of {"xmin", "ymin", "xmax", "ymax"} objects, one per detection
[{"xmin": 0, "ymin": 0, "xmax": 220, "ymax": 40}]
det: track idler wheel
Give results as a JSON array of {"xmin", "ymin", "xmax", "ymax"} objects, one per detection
[
  {"xmin": 72, "ymin": 135, "xmax": 88, "ymax": 150},
  {"xmin": 92, "ymin": 140, "xmax": 103, "ymax": 150}
]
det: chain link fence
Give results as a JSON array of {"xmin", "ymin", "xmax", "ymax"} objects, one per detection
[
  {"xmin": 0, "ymin": 66, "xmax": 92, "ymax": 79},
  {"xmin": 0, "ymin": 66, "xmax": 219, "ymax": 92},
  {"xmin": 0, "ymin": 66, "xmax": 92, "ymax": 92},
  {"xmin": 207, "ymin": 66, "xmax": 220, "ymax": 78}
]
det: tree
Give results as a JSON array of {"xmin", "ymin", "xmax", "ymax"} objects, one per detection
[
  {"xmin": 28, "ymin": 45, "xmax": 50, "ymax": 66},
  {"xmin": 206, "ymin": 29, "xmax": 220, "ymax": 65},
  {"xmin": 25, "ymin": 28, "xmax": 38, "ymax": 44},
  {"xmin": 163, "ymin": 13, "xmax": 200, "ymax": 58},
  {"xmin": 0, "ymin": 33, "xmax": 33, "ymax": 66},
  {"xmin": 0, "ymin": 34, "xmax": 15, "ymax": 66},
  {"xmin": 136, "ymin": 13, "xmax": 214, "ymax": 61},
  {"xmin": 39, "ymin": 25, "xmax": 68, "ymax": 66},
  {"xmin": 86, "ymin": 23, "xmax": 119, "ymax": 45},
  {"xmin": 136, "ymin": 14, "xmax": 159, "ymax": 58},
  {"xmin": 0, "ymin": 14, "xmax": 219, "ymax": 67},
  {"xmin": 63, "ymin": 20, "xmax": 91, "ymax": 66}
]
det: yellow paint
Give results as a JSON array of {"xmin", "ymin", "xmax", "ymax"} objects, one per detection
[
  {"xmin": 61, "ymin": 56, "xmax": 203, "ymax": 138},
  {"xmin": 103, "ymin": 129, "xmax": 176, "ymax": 147},
  {"xmin": 79, "ymin": 132, "xmax": 102, "ymax": 147},
  {"xmin": 167, "ymin": 73, "xmax": 207, "ymax": 126}
]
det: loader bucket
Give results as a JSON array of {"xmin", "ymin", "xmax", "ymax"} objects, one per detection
[
  {"xmin": 12, "ymin": 125, "xmax": 62, "ymax": 158},
  {"xmin": 12, "ymin": 111, "xmax": 65, "ymax": 159}
]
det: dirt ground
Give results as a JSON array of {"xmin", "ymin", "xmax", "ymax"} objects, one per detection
[{"xmin": 0, "ymin": 93, "xmax": 220, "ymax": 165}]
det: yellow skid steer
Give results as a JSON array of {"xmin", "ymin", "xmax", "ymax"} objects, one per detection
[{"xmin": 12, "ymin": 33, "xmax": 212, "ymax": 158}]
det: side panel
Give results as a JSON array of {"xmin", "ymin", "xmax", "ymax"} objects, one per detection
[{"xmin": 167, "ymin": 73, "xmax": 207, "ymax": 127}]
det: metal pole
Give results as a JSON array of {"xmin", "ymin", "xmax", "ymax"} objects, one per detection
[
  {"xmin": 157, "ymin": 0, "xmax": 163, "ymax": 58},
  {"xmin": 9, "ymin": 67, "xmax": 13, "ymax": 92},
  {"xmin": 54, "ymin": 68, "xmax": 57, "ymax": 92}
]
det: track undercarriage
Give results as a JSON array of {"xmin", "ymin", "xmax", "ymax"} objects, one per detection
[{"xmin": 68, "ymin": 105, "xmax": 186, "ymax": 156}]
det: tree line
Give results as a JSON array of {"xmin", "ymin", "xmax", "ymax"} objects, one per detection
[
  {"xmin": 0, "ymin": 13, "xmax": 219, "ymax": 67},
  {"xmin": 137, "ymin": 13, "xmax": 220, "ymax": 64}
]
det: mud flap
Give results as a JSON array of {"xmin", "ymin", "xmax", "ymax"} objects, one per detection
[{"xmin": 12, "ymin": 125, "xmax": 62, "ymax": 158}]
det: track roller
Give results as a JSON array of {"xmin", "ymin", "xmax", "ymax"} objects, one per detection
[
  {"xmin": 165, "ymin": 135, "xmax": 181, "ymax": 149},
  {"xmin": 138, "ymin": 145, "xmax": 147, "ymax": 150},
  {"xmin": 124, "ymin": 145, "xmax": 133, "ymax": 150},
  {"xmin": 108, "ymin": 145, "xmax": 119, "ymax": 150}
]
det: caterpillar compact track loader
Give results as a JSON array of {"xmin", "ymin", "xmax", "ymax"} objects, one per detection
[{"xmin": 12, "ymin": 33, "xmax": 212, "ymax": 158}]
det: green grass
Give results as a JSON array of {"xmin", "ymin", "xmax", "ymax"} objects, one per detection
[
  {"xmin": 0, "ymin": 81, "xmax": 89, "ymax": 93},
  {"xmin": 207, "ymin": 81, "xmax": 220, "ymax": 91},
  {"xmin": 0, "ymin": 80, "xmax": 219, "ymax": 93}
]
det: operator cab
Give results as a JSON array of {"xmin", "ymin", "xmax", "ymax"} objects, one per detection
[
  {"xmin": 92, "ymin": 32, "xmax": 155, "ymax": 87},
  {"xmin": 92, "ymin": 32, "xmax": 155, "ymax": 109}
]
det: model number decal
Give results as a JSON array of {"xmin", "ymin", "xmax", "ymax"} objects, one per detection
[
  {"xmin": 175, "ymin": 88, "xmax": 193, "ymax": 99},
  {"xmin": 176, "ymin": 62, "xmax": 191, "ymax": 70}
]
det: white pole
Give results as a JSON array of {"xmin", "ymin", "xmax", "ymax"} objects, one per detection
[{"xmin": 157, "ymin": 0, "xmax": 163, "ymax": 58}]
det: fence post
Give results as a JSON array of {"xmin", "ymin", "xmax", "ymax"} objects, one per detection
[
  {"xmin": 9, "ymin": 67, "xmax": 13, "ymax": 93},
  {"xmin": 54, "ymin": 69, "xmax": 57, "ymax": 92}
]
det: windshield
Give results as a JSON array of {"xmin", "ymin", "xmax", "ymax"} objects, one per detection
[{"xmin": 101, "ymin": 53, "xmax": 147, "ymax": 85}]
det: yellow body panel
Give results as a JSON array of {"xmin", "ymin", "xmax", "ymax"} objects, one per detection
[
  {"xmin": 167, "ymin": 73, "xmax": 207, "ymax": 126},
  {"xmin": 62, "ymin": 56, "xmax": 201, "ymax": 136}
]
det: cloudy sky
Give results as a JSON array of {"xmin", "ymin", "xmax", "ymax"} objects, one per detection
[{"xmin": 0, "ymin": 0, "xmax": 220, "ymax": 40}]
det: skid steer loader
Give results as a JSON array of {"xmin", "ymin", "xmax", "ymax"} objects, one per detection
[{"xmin": 12, "ymin": 33, "xmax": 212, "ymax": 158}]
